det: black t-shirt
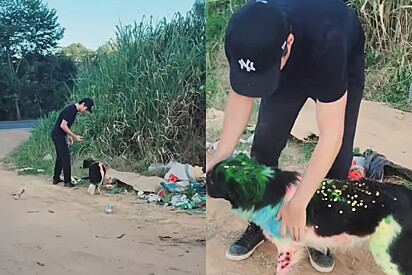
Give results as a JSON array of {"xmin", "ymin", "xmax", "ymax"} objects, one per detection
[
  {"xmin": 51, "ymin": 104, "xmax": 78, "ymax": 137},
  {"xmin": 276, "ymin": 0, "xmax": 365, "ymax": 102}
]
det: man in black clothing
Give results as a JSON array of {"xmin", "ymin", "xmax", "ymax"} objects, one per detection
[
  {"xmin": 206, "ymin": 0, "xmax": 365, "ymax": 273},
  {"xmin": 51, "ymin": 98, "xmax": 94, "ymax": 188}
]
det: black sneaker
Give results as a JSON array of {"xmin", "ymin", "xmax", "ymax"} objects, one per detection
[
  {"xmin": 307, "ymin": 247, "xmax": 335, "ymax": 273},
  {"xmin": 64, "ymin": 182, "xmax": 76, "ymax": 188},
  {"xmin": 52, "ymin": 178, "xmax": 64, "ymax": 185},
  {"xmin": 226, "ymin": 223, "xmax": 265, "ymax": 261}
]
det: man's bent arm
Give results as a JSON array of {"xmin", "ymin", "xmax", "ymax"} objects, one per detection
[
  {"xmin": 213, "ymin": 91, "xmax": 255, "ymax": 162},
  {"xmin": 60, "ymin": 120, "xmax": 77, "ymax": 138},
  {"xmin": 293, "ymin": 91, "xmax": 347, "ymax": 207}
]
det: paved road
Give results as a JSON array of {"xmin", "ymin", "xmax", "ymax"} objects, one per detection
[{"xmin": 0, "ymin": 120, "xmax": 39, "ymax": 131}]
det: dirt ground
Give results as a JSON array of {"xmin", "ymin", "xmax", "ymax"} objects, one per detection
[
  {"xmin": 0, "ymin": 130, "xmax": 205, "ymax": 275},
  {"xmin": 206, "ymin": 100, "xmax": 412, "ymax": 275}
]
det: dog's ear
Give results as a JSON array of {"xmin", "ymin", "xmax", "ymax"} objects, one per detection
[{"xmin": 205, "ymin": 166, "xmax": 230, "ymax": 200}]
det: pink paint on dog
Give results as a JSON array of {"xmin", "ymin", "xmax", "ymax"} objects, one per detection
[
  {"xmin": 284, "ymin": 186, "xmax": 297, "ymax": 202},
  {"xmin": 264, "ymin": 226, "xmax": 366, "ymax": 274}
]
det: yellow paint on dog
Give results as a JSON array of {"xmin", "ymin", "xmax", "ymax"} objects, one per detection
[{"xmin": 369, "ymin": 215, "xmax": 402, "ymax": 275}]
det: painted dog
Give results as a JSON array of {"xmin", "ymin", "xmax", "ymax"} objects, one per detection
[{"xmin": 206, "ymin": 153, "xmax": 412, "ymax": 275}]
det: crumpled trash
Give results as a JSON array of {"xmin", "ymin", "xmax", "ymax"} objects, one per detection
[
  {"xmin": 364, "ymin": 150, "xmax": 412, "ymax": 181},
  {"xmin": 17, "ymin": 167, "xmax": 45, "ymax": 175},
  {"xmin": 168, "ymin": 174, "xmax": 179, "ymax": 183},
  {"xmin": 43, "ymin": 154, "xmax": 53, "ymax": 161},
  {"xmin": 191, "ymin": 193, "xmax": 202, "ymax": 204},
  {"xmin": 171, "ymin": 194, "xmax": 192, "ymax": 210},
  {"xmin": 147, "ymin": 194, "xmax": 161, "ymax": 203},
  {"xmin": 71, "ymin": 176, "xmax": 81, "ymax": 185},
  {"xmin": 110, "ymin": 187, "xmax": 129, "ymax": 195},
  {"xmin": 148, "ymin": 160, "xmax": 180, "ymax": 174},
  {"xmin": 348, "ymin": 165, "xmax": 366, "ymax": 180},
  {"xmin": 208, "ymin": 129, "xmax": 255, "ymax": 150},
  {"xmin": 348, "ymin": 156, "xmax": 366, "ymax": 180},
  {"xmin": 167, "ymin": 193, "xmax": 206, "ymax": 211},
  {"xmin": 206, "ymin": 141, "xmax": 219, "ymax": 151},
  {"xmin": 105, "ymin": 204, "xmax": 113, "ymax": 214},
  {"xmin": 191, "ymin": 182, "xmax": 206, "ymax": 193},
  {"xmin": 164, "ymin": 163, "xmax": 197, "ymax": 182},
  {"xmin": 161, "ymin": 162, "xmax": 204, "ymax": 192},
  {"xmin": 239, "ymin": 134, "xmax": 254, "ymax": 145}
]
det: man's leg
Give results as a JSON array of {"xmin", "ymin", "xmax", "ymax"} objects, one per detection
[
  {"xmin": 308, "ymin": 32, "xmax": 365, "ymax": 273},
  {"xmin": 54, "ymin": 136, "xmax": 74, "ymax": 187},
  {"xmin": 52, "ymin": 136, "xmax": 64, "ymax": 184},
  {"xmin": 226, "ymin": 92, "xmax": 308, "ymax": 261}
]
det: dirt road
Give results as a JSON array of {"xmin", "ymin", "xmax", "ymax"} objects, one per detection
[{"xmin": 0, "ymin": 130, "xmax": 205, "ymax": 275}]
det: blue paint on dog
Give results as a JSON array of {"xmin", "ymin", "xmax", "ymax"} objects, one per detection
[{"xmin": 234, "ymin": 203, "xmax": 285, "ymax": 239}]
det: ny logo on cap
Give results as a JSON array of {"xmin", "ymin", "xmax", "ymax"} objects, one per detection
[{"xmin": 238, "ymin": 59, "xmax": 256, "ymax": 72}]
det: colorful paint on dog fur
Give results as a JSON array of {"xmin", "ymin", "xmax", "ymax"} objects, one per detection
[
  {"xmin": 369, "ymin": 216, "xmax": 402, "ymax": 275},
  {"xmin": 218, "ymin": 153, "xmax": 275, "ymax": 204},
  {"xmin": 206, "ymin": 153, "xmax": 412, "ymax": 275},
  {"xmin": 234, "ymin": 204, "xmax": 284, "ymax": 239}
]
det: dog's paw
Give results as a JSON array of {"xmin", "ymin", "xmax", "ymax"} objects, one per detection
[
  {"xmin": 87, "ymin": 184, "xmax": 96, "ymax": 195},
  {"xmin": 276, "ymin": 249, "xmax": 303, "ymax": 275}
]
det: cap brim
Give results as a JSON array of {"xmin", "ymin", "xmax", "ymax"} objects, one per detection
[{"xmin": 229, "ymin": 59, "xmax": 281, "ymax": 98}]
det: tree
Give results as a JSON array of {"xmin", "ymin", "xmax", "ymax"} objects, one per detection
[
  {"xmin": 96, "ymin": 41, "xmax": 118, "ymax": 56},
  {"xmin": 0, "ymin": 0, "xmax": 67, "ymax": 120},
  {"xmin": 59, "ymin": 43, "xmax": 95, "ymax": 64},
  {"xmin": 0, "ymin": 0, "xmax": 64, "ymax": 58}
]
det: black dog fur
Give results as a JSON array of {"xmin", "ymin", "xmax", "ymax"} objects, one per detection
[{"xmin": 82, "ymin": 158, "xmax": 106, "ymax": 187}]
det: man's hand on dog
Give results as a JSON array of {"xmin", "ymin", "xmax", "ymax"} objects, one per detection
[
  {"xmin": 206, "ymin": 160, "xmax": 215, "ymax": 174},
  {"xmin": 277, "ymin": 199, "xmax": 307, "ymax": 242},
  {"xmin": 206, "ymin": 157, "xmax": 222, "ymax": 174}
]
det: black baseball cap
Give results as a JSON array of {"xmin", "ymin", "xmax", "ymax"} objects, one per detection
[
  {"xmin": 225, "ymin": 0, "xmax": 290, "ymax": 98},
  {"xmin": 80, "ymin": 98, "xmax": 94, "ymax": 113}
]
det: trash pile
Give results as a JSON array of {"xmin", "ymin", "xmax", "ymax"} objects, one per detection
[
  {"xmin": 348, "ymin": 148, "xmax": 412, "ymax": 185},
  {"xmin": 139, "ymin": 161, "xmax": 206, "ymax": 213},
  {"xmin": 17, "ymin": 167, "xmax": 45, "ymax": 175}
]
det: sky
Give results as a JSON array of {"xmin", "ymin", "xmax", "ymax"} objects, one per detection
[{"xmin": 44, "ymin": 0, "xmax": 196, "ymax": 50}]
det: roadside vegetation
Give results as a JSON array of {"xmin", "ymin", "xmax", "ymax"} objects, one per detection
[{"xmin": 6, "ymin": 0, "xmax": 206, "ymax": 174}]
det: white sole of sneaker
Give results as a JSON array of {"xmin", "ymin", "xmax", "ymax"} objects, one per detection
[
  {"xmin": 307, "ymin": 248, "xmax": 335, "ymax": 273},
  {"xmin": 225, "ymin": 240, "xmax": 264, "ymax": 261}
]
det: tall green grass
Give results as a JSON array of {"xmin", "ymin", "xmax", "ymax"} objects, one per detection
[
  {"xmin": 206, "ymin": 0, "xmax": 246, "ymax": 109},
  {"xmin": 7, "ymin": 1, "xmax": 206, "ymax": 173},
  {"xmin": 206, "ymin": 0, "xmax": 412, "ymax": 112},
  {"xmin": 350, "ymin": 0, "xmax": 412, "ymax": 111}
]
